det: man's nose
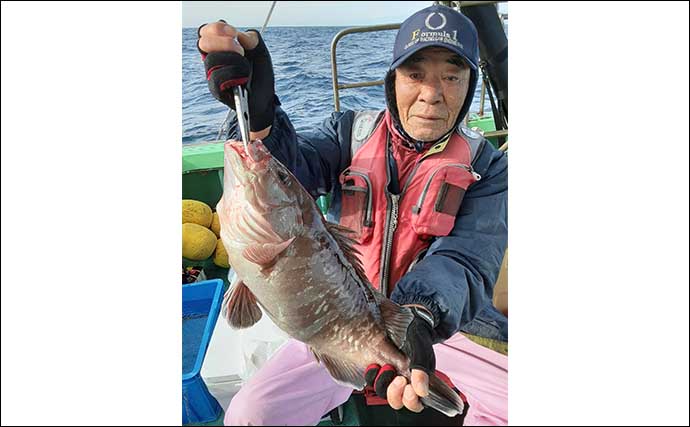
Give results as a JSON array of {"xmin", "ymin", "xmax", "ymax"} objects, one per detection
[{"xmin": 418, "ymin": 77, "xmax": 443, "ymax": 105}]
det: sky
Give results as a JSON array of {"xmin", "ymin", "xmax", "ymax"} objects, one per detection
[{"xmin": 182, "ymin": 1, "xmax": 433, "ymax": 28}]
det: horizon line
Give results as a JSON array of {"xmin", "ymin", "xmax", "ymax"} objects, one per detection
[{"xmin": 183, "ymin": 24, "xmax": 400, "ymax": 29}]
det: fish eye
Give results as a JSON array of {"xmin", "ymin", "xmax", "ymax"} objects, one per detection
[{"xmin": 277, "ymin": 169, "xmax": 290, "ymax": 185}]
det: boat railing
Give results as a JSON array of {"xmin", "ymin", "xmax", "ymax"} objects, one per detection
[{"xmin": 330, "ymin": 23, "xmax": 401, "ymax": 113}]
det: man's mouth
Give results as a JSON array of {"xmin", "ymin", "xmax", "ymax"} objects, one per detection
[{"xmin": 414, "ymin": 115, "xmax": 444, "ymax": 121}]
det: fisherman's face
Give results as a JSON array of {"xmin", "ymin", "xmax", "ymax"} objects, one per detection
[{"xmin": 394, "ymin": 47, "xmax": 470, "ymax": 141}]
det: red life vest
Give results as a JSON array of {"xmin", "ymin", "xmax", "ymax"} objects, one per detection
[{"xmin": 338, "ymin": 111, "xmax": 483, "ymax": 297}]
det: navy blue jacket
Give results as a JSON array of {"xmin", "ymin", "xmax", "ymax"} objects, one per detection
[{"xmin": 228, "ymin": 107, "xmax": 508, "ymax": 342}]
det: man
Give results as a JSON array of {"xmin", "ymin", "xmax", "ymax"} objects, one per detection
[{"xmin": 198, "ymin": 4, "xmax": 508, "ymax": 425}]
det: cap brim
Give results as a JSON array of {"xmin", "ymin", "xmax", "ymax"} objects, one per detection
[{"xmin": 389, "ymin": 42, "xmax": 478, "ymax": 71}]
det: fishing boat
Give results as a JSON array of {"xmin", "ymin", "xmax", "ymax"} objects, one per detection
[{"xmin": 182, "ymin": 1, "xmax": 508, "ymax": 425}]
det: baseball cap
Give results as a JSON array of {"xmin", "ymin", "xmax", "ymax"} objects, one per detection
[{"xmin": 390, "ymin": 4, "xmax": 479, "ymax": 72}]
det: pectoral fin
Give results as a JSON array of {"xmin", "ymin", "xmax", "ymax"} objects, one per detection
[{"xmin": 242, "ymin": 237, "xmax": 296, "ymax": 267}]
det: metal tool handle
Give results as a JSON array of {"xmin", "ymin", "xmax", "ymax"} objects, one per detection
[{"xmin": 232, "ymin": 85, "xmax": 251, "ymax": 155}]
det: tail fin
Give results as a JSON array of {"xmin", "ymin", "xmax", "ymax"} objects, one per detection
[{"xmin": 419, "ymin": 373, "xmax": 465, "ymax": 417}]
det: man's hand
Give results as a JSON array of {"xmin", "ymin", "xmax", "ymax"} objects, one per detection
[
  {"xmin": 197, "ymin": 21, "xmax": 276, "ymax": 138},
  {"xmin": 198, "ymin": 21, "xmax": 259, "ymax": 56},
  {"xmin": 365, "ymin": 305, "xmax": 436, "ymax": 412},
  {"xmin": 386, "ymin": 369, "xmax": 429, "ymax": 412}
]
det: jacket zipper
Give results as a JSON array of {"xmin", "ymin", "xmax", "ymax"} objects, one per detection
[
  {"xmin": 379, "ymin": 192, "xmax": 399, "ymax": 296},
  {"xmin": 379, "ymin": 159, "xmax": 425, "ymax": 295},
  {"xmin": 412, "ymin": 163, "xmax": 481, "ymax": 213},
  {"xmin": 378, "ymin": 131, "xmax": 425, "ymax": 295},
  {"xmin": 343, "ymin": 170, "xmax": 374, "ymax": 227}
]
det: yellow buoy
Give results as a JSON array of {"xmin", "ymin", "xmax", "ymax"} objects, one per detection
[
  {"xmin": 213, "ymin": 238, "xmax": 230, "ymax": 268},
  {"xmin": 182, "ymin": 223, "xmax": 217, "ymax": 260},
  {"xmin": 211, "ymin": 212, "xmax": 221, "ymax": 237},
  {"xmin": 182, "ymin": 199, "xmax": 213, "ymax": 228}
]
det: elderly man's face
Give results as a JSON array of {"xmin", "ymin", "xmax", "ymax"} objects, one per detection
[{"xmin": 394, "ymin": 47, "xmax": 471, "ymax": 141}]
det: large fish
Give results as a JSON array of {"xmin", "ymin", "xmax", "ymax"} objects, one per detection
[{"xmin": 217, "ymin": 139, "xmax": 464, "ymax": 416}]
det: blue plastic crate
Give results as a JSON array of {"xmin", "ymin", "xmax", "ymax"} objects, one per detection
[{"xmin": 183, "ymin": 279, "xmax": 224, "ymax": 425}]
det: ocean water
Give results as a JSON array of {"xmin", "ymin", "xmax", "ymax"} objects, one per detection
[{"xmin": 182, "ymin": 26, "xmax": 496, "ymax": 145}]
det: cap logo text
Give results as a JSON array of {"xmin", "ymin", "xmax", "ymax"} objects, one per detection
[{"xmin": 411, "ymin": 29, "xmax": 420, "ymax": 41}]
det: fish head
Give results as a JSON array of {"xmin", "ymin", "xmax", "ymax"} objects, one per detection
[{"xmin": 223, "ymin": 139, "xmax": 309, "ymax": 239}]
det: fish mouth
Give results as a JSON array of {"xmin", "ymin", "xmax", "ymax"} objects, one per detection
[
  {"xmin": 225, "ymin": 140, "xmax": 270, "ymax": 186},
  {"xmin": 228, "ymin": 140, "xmax": 255, "ymax": 163},
  {"xmin": 224, "ymin": 139, "xmax": 277, "ymax": 212}
]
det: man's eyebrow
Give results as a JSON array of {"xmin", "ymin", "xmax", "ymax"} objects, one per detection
[
  {"xmin": 408, "ymin": 54, "xmax": 427, "ymax": 63},
  {"xmin": 402, "ymin": 53, "xmax": 468, "ymax": 69},
  {"xmin": 448, "ymin": 55, "xmax": 467, "ymax": 68}
]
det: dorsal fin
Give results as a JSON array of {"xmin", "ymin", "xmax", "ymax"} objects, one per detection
[
  {"xmin": 325, "ymin": 222, "xmax": 384, "ymax": 310},
  {"xmin": 325, "ymin": 222, "xmax": 367, "ymax": 283},
  {"xmin": 379, "ymin": 299, "xmax": 414, "ymax": 350}
]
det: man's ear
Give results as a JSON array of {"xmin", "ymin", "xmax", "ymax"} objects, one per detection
[{"xmin": 385, "ymin": 69, "xmax": 399, "ymax": 120}]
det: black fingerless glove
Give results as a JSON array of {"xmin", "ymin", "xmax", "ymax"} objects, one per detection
[
  {"xmin": 364, "ymin": 307, "xmax": 437, "ymax": 397},
  {"xmin": 199, "ymin": 26, "xmax": 277, "ymax": 131},
  {"xmin": 401, "ymin": 308, "xmax": 436, "ymax": 376}
]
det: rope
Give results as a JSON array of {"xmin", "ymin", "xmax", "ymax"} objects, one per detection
[{"xmin": 261, "ymin": 1, "xmax": 278, "ymax": 34}]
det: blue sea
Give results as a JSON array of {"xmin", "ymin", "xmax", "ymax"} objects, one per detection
[{"xmin": 182, "ymin": 26, "xmax": 495, "ymax": 145}]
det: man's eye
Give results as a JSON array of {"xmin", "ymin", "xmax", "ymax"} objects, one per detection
[{"xmin": 409, "ymin": 72, "xmax": 422, "ymax": 80}]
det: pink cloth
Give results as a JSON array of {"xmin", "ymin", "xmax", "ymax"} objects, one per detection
[{"xmin": 225, "ymin": 333, "xmax": 508, "ymax": 426}]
